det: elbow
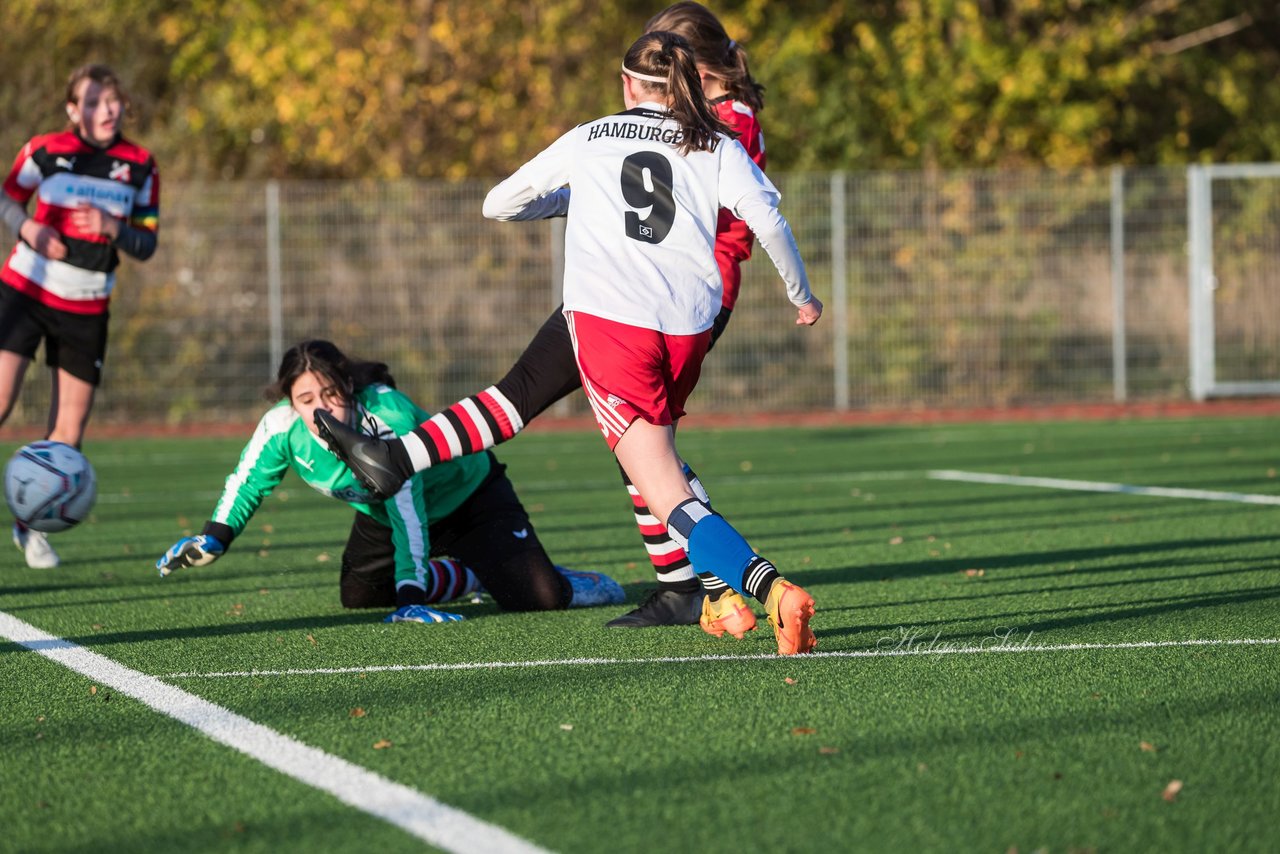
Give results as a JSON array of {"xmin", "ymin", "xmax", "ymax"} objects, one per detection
[{"xmin": 481, "ymin": 193, "xmax": 513, "ymax": 221}]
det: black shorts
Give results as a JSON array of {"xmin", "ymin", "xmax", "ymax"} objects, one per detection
[
  {"xmin": 0, "ymin": 286, "xmax": 110, "ymax": 385},
  {"xmin": 339, "ymin": 454, "xmax": 570, "ymax": 611}
]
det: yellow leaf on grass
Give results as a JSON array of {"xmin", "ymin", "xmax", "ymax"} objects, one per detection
[
  {"xmin": 350, "ymin": 708, "xmax": 367, "ymax": 718},
  {"xmin": 818, "ymin": 746, "xmax": 840, "ymax": 755},
  {"xmin": 1140, "ymin": 741, "xmax": 1157, "ymax": 752},
  {"xmin": 306, "ymin": 634, "xmax": 318, "ymax": 646},
  {"xmin": 784, "ymin": 677, "xmax": 798, "ymax": 685},
  {"xmin": 889, "ymin": 536, "xmax": 904, "ymax": 545},
  {"xmin": 89, "ymin": 686, "xmax": 98, "ymax": 695},
  {"xmin": 1162, "ymin": 779, "xmax": 1183, "ymax": 802},
  {"xmin": 792, "ymin": 727, "xmax": 816, "ymax": 735},
  {"xmin": 373, "ymin": 739, "xmax": 392, "ymax": 749}
]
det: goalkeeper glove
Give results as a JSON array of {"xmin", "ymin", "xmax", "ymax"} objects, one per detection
[
  {"xmin": 157, "ymin": 534, "xmax": 226, "ymax": 577},
  {"xmin": 384, "ymin": 604, "xmax": 464, "ymax": 624}
]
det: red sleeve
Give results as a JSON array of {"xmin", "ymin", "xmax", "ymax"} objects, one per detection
[
  {"xmin": 713, "ymin": 102, "xmax": 765, "ymax": 272},
  {"xmin": 2, "ymin": 137, "xmax": 42, "ymax": 205}
]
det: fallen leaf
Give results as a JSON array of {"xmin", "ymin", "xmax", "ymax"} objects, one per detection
[
  {"xmin": 784, "ymin": 677, "xmax": 798, "ymax": 685},
  {"xmin": 559, "ymin": 724, "xmax": 573, "ymax": 731},
  {"xmin": 89, "ymin": 686, "xmax": 97, "ymax": 695},
  {"xmin": 36, "ymin": 716, "xmax": 45, "ymax": 722},
  {"xmin": 792, "ymin": 727, "xmax": 817, "ymax": 735},
  {"xmin": 316, "ymin": 553, "xmax": 330, "ymax": 562},
  {"xmin": 964, "ymin": 568, "xmax": 985, "ymax": 577},
  {"xmin": 372, "ymin": 739, "xmax": 392, "ymax": 750},
  {"xmin": 1162, "ymin": 779, "xmax": 1183, "ymax": 802},
  {"xmin": 262, "ymin": 524, "xmax": 275, "ymax": 534},
  {"xmin": 258, "ymin": 588, "xmax": 270, "ymax": 595},
  {"xmin": 818, "ymin": 746, "xmax": 840, "ymax": 755},
  {"xmin": 917, "ymin": 763, "xmax": 928, "ymax": 773},
  {"xmin": 889, "ymin": 536, "xmax": 904, "ymax": 545},
  {"xmin": 92, "ymin": 623, "xmax": 104, "ymax": 630},
  {"xmin": 306, "ymin": 634, "xmax": 318, "ymax": 646},
  {"xmin": 1140, "ymin": 741, "xmax": 1157, "ymax": 753},
  {"xmin": 350, "ymin": 708, "xmax": 366, "ymax": 718}
]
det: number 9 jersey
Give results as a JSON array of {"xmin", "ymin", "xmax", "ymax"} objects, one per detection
[{"xmin": 483, "ymin": 101, "xmax": 812, "ymax": 336}]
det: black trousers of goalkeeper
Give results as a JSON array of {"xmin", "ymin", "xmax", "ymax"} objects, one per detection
[{"xmin": 338, "ymin": 454, "xmax": 571, "ymax": 612}]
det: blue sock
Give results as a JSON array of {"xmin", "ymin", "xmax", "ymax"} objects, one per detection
[{"xmin": 667, "ymin": 499, "xmax": 755, "ymax": 597}]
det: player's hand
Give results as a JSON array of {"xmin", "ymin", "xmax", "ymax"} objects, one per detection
[
  {"xmin": 384, "ymin": 605, "xmax": 465, "ymax": 624},
  {"xmin": 157, "ymin": 534, "xmax": 226, "ymax": 577},
  {"xmin": 796, "ymin": 296, "xmax": 823, "ymax": 326},
  {"xmin": 20, "ymin": 220, "xmax": 68, "ymax": 260},
  {"xmin": 71, "ymin": 203, "xmax": 121, "ymax": 240}
]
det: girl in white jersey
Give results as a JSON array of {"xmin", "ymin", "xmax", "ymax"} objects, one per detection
[
  {"xmin": 481, "ymin": 31, "xmax": 822, "ymax": 655},
  {"xmin": 315, "ymin": 5, "xmax": 778, "ymax": 633}
]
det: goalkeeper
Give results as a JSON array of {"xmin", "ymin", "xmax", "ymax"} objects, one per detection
[{"xmin": 156, "ymin": 339, "xmax": 622, "ymax": 624}]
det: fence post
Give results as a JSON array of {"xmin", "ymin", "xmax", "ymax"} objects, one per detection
[
  {"xmin": 549, "ymin": 217, "xmax": 569, "ymax": 416},
  {"xmin": 1186, "ymin": 165, "xmax": 1214, "ymax": 401},
  {"xmin": 266, "ymin": 180, "xmax": 283, "ymax": 378},
  {"xmin": 831, "ymin": 171, "xmax": 849, "ymax": 411},
  {"xmin": 1109, "ymin": 165, "xmax": 1127, "ymax": 402}
]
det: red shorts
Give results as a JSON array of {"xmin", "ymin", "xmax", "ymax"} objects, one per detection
[{"xmin": 565, "ymin": 311, "xmax": 711, "ymax": 450}]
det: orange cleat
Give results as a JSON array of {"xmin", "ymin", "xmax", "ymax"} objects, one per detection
[
  {"xmin": 764, "ymin": 579, "xmax": 816, "ymax": 655},
  {"xmin": 699, "ymin": 591, "xmax": 758, "ymax": 639}
]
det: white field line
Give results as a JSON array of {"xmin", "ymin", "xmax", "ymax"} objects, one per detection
[
  {"xmin": 163, "ymin": 637, "xmax": 1280, "ymax": 679},
  {"xmin": 928, "ymin": 469, "xmax": 1280, "ymax": 505},
  {"xmin": 0, "ymin": 610, "xmax": 548, "ymax": 854}
]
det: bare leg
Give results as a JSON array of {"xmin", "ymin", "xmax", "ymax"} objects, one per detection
[
  {"xmin": 610, "ymin": 420, "xmax": 694, "ymax": 527},
  {"xmin": 47, "ymin": 368, "xmax": 95, "ymax": 447},
  {"xmin": 0, "ymin": 351, "xmax": 31, "ymax": 427}
]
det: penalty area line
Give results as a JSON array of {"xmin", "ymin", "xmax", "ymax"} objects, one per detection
[
  {"xmin": 0, "ymin": 610, "xmax": 548, "ymax": 854},
  {"xmin": 928, "ymin": 469, "xmax": 1280, "ymax": 505},
  {"xmin": 163, "ymin": 637, "xmax": 1280, "ymax": 679}
]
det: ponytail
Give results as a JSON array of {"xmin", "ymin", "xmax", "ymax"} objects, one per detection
[
  {"xmin": 644, "ymin": 1, "xmax": 765, "ymax": 112},
  {"xmin": 622, "ymin": 31, "xmax": 730, "ymax": 155}
]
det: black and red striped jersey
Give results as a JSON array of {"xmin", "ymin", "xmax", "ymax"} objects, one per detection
[
  {"xmin": 2, "ymin": 130, "xmax": 159, "ymax": 315},
  {"xmin": 713, "ymin": 98, "xmax": 765, "ymax": 309}
]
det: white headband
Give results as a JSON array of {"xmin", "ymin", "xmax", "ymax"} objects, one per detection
[{"xmin": 622, "ymin": 64, "xmax": 667, "ymax": 84}]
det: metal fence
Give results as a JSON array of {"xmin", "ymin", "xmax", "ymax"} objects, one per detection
[{"xmin": 7, "ymin": 164, "xmax": 1277, "ymax": 427}]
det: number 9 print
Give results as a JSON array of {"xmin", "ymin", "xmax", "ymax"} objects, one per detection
[{"xmin": 621, "ymin": 152, "xmax": 675, "ymax": 244}]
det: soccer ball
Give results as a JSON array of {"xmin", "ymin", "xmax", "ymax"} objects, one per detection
[{"xmin": 4, "ymin": 441, "xmax": 97, "ymax": 533}]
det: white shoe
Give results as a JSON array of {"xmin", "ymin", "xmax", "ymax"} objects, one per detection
[{"xmin": 13, "ymin": 523, "xmax": 60, "ymax": 569}]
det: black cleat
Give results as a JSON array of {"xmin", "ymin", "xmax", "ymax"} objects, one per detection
[
  {"xmin": 314, "ymin": 409, "xmax": 407, "ymax": 500},
  {"xmin": 604, "ymin": 587, "xmax": 706, "ymax": 628}
]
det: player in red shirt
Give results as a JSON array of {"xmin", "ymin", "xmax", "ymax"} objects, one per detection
[
  {"xmin": 0, "ymin": 64, "xmax": 160, "ymax": 567},
  {"xmin": 319, "ymin": 4, "xmax": 780, "ymax": 632}
]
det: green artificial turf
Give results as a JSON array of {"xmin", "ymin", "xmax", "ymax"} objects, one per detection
[{"xmin": 2, "ymin": 417, "xmax": 1278, "ymax": 852}]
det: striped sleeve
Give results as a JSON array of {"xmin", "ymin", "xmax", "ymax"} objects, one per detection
[{"xmin": 208, "ymin": 405, "xmax": 295, "ymax": 539}]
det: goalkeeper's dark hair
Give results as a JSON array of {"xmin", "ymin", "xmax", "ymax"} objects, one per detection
[
  {"xmin": 644, "ymin": 2, "xmax": 765, "ymax": 112},
  {"xmin": 267, "ymin": 339, "xmax": 396, "ymax": 403},
  {"xmin": 622, "ymin": 31, "xmax": 730, "ymax": 155}
]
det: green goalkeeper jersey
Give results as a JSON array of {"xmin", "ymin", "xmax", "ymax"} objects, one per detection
[{"xmin": 207, "ymin": 383, "xmax": 491, "ymax": 590}]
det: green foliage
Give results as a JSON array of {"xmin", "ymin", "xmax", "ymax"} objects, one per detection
[{"xmin": 4, "ymin": 0, "xmax": 1280, "ymax": 178}]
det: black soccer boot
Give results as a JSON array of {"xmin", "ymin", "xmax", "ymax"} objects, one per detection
[
  {"xmin": 604, "ymin": 587, "xmax": 706, "ymax": 628},
  {"xmin": 314, "ymin": 409, "xmax": 408, "ymax": 500}
]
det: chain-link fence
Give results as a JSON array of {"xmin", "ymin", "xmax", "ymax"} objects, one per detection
[{"xmin": 7, "ymin": 164, "xmax": 1275, "ymax": 427}]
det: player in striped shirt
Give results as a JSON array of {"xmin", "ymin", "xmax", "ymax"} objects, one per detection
[
  {"xmin": 0, "ymin": 64, "xmax": 160, "ymax": 568},
  {"xmin": 319, "ymin": 4, "xmax": 777, "ymax": 632},
  {"xmin": 156, "ymin": 340, "xmax": 624, "ymax": 624}
]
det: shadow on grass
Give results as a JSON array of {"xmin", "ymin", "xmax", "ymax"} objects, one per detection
[{"xmin": 813, "ymin": 584, "xmax": 1280, "ymax": 644}]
